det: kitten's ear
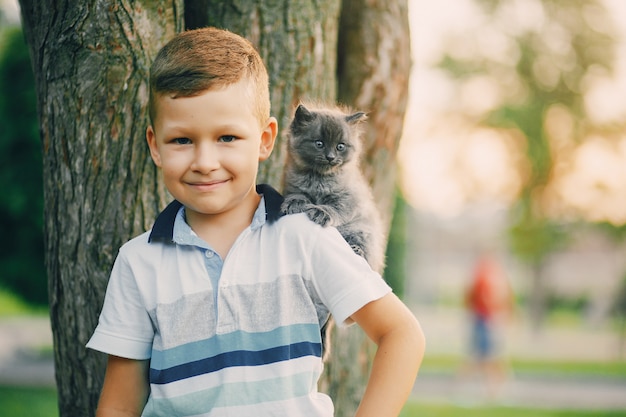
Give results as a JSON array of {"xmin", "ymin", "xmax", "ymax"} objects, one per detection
[
  {"xmin": 346, "ymin": 111, "xmax": 367, "ymax": 124},
  {"xmin": 295, "ymin": 104, "xmax": 315, "ymax": 123}
]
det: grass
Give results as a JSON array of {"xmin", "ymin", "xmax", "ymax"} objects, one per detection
[
  {"xmin": 400, "ymin": 402, "xmax": 626, "ymax": 417},
  {"xmin": 0, "ymin": 386, "xmax": 58, "ymax": 417},
  {"xmin": 0, "ymin": 290, "xmax": 56, "ymax": 416},
  {"xmin": 420, "ymin": 354, "xmax": 626, "ymax": 379}
]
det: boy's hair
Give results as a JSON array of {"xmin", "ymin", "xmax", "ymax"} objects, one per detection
[{"xmin": 148, "ymin": 27, "xmax": 270, "ymax": 126}]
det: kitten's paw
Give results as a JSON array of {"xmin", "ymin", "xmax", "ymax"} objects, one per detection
[
  {"xmin": 281, "ymin": 197, "xmax": 308, "ymax": 215},
  {"xmin": 306, "ymin": 206, "xmax": 333, "ymax": 227}
]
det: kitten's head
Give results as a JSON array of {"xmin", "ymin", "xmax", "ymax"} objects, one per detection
[{"xmin": 288, "ymin": 103, "xmax": 367, "ymax": 174}]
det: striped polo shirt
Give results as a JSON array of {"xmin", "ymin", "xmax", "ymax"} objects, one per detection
[{"xmin": 87, "ymin": 185, "xmax": 391, "ymax": 416}]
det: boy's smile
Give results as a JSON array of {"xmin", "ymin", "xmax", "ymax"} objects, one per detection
[{"xmin": 146, "ymin": 79, "xmax": 276, "ymax": 231}]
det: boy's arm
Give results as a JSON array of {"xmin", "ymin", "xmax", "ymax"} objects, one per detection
[
  {"xmin": 350, "ymin": 292, "xmax": 425, "ymax": 417},
  {"xmin": 96, "ymin": 355, "xmax": 150, "ymax": 417}
]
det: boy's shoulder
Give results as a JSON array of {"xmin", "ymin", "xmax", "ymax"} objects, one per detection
[
  {"xmin": 272, "ymin": 209, "xmax": 343, "ymax": 249},
  {"xmin": 117, "ymin": 184, "xmax": 332, "ymax": 252},
  {"xmin": 257, "ymin": 183, "xmax": 329, "ymax": 236},
  {"xmin": 257, "ymin": 184, "xmax": 338, "ymax": 240},
  {"xmin": 118, "ymin": 229, "xmax": 155, "ymax": 253}
]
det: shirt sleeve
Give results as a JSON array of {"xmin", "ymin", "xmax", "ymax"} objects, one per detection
[
  {"xmin": 86, "ymin": 245, "xmax": 154, "ymax": 360},
  {"xmin": 308, "ymin": 225, "xmax": 391, "ymax": 326}
]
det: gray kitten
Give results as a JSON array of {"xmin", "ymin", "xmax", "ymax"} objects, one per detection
[{"xmin": 281, "ymin": 103, "xmax": 385, "ymax": 274}]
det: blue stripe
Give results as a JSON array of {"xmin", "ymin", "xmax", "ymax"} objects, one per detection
[
  {"xmin": 150, "ymin": 341, "xmax": 322, "ymax": 385},
  {"xmin": 151, "ymin": 323, "xmax": 321, "ymax": 370}
]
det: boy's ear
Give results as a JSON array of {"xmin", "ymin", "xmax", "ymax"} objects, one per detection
[
  {"xmin": 259, "ymin": 117, "xmax": 278, "ymax": 161},
  {"xmin": 146, "ymin": 126, "xmax": 162, "ymax": 167}
]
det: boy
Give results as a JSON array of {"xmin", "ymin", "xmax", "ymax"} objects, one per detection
[{"xmin": 87, "ymin": 27, "xmax": 424, "ymax": 417}]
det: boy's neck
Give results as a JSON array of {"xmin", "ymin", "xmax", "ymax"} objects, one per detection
[{"xmin": 185, "ymin": 192, "xmax": 262, "ymax": 258}]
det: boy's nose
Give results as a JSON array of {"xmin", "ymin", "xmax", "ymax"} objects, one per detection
[{"xmin": 191, "ymin": 143, "xmax": 220, "ymax": 173}]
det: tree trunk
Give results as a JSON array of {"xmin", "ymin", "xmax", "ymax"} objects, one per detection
[
  {"xmin": 18, "ymin": 0, "xmax": 410, "ymax": 415},
  {"xmin": 324, "ymin": 2, "xmax": 411, "ymax": 415},
  {"xmin": 529, "ymin": 259, "xmax": 548, "ymax": 332},
  {"xmin": 18, "ymin": 1, "xmax": 182, "ymax": 415},
  {"xmin": 337, "ymin": 0, "xmax": 411, "ymax": 229}
]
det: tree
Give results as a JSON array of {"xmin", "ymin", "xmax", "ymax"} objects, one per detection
[
  {"xmin": 384, "ymin": 190, "xmax": 408, "ymax": 299},
  {"xmin": 435, "ymin": 0, "xmax": 616, "ymax": 327},
  {"xmin": 17, "ymin": 1, "xmax": 410, "ymax": 415}
]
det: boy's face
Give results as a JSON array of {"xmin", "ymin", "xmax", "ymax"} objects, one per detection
[{"xmin": 146, "ymin": 80, "xmax": 277, "ymax": 224}]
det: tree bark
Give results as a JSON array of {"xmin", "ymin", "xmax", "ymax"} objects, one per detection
[
  {"xmin": 18, "ymin": 1, "xmax": 182, "ymax": 415},
  {"xmin": 337, "ymin": 0, "xmax": 411, "ymax": 229},
  {"xmin": 323, "ymin": 2, "xmax": 411, "ymax": 415},
  {"xmin": 18, "ymin": 0, "xmax": 410, "ymax": 415}
]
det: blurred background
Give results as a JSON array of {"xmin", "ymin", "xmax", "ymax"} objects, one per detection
[
  {"xmin": 1, "ymin": 0, "xmax": 626, "ymax": 415},
  {"xmin": 395, "ymin": 0, "xmax": 626, "ymax": 412},
  {"xmin": 400, "ymin": 0, "xmax": 626, "ymax": 328}
]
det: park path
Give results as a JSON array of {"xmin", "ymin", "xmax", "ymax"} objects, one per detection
[
  {"xmin": 1, "ymin": 310, "xmax": 626, "ymax": 410},
  {"xmin": 411, "ymin": 306, "xmax": 626, "ymax": 410},
  {"xmin": 0, "ymin": 316, "xmax": 55, "ymax": 386},
  {"xmin": 412, "ymin": 371, "xmax": 626, "ymax": 410}
]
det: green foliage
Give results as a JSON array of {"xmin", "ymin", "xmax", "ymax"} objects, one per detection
[
  {"xmin": 545, "ymin": 293, "xmax": 589, "ymax": 315},
  {"xmin": 0, "ymin": 286, "xmax": 36, "ymax": 316},
  {"xmin": 0, "ymin": 287, "xmax": 48, "ymax": 316},
  {"xmin": 384, "ymin": 189, "xmax": 407, "ymax": 298},
  {"xmin": 436, "ymin": 0, "xmax": 617, "ymax": 264},
  {"xmin": 595, "ymin": 222, "xmax": 626, "ymax": 243},
  {"xmin": 613, "ymin": 273, "xmax": 626, "ymax": 318},
  {"xmin": 0, "ymin": 26, "xmax": 47, "ymax": 306},
  {"xmin": 507, "ymin": 198, "xmax": 569, "ymax": 264}
]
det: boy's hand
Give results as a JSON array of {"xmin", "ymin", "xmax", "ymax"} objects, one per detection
[{"xmin": 350, "ymin": 293, "xmax": 425, "ymax": 417}]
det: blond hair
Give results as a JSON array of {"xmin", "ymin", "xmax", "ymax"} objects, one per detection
[{"xmin": 148, "ymin": 27, "xmax": 270, "ymax": 126}]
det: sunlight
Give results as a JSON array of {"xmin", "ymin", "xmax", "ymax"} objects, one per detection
[
  {"xmin": 556, "ymin": 136, "xmax": 626, "ymax": 224},
  {"xmin": 398, "ymin": 122, "xmax": 522, "ymax": 217},
  {"xmin": 0, "ymin": 0, "xmax": 19, "ymax": 23},
  {"xmin": 401, "ymin": 0, "xmax": 626, "ymax": 225}
]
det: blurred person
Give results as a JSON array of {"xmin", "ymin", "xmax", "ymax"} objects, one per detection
[{"xmin": 459, "ymin": 251, "xmax": 514, "ymax": 400}]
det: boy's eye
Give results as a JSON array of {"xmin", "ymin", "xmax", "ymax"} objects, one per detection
[
  {"xmin": 172, "ymin": 137, "xmax": 191, "ymax": 145},
  {"xmin": 336, "ymin": 143, "xmax": 346, "ymax": 151},
  {"xmin": 315, "ymin": 140, "xmax": 324, "ymax": 149},
  {"xmin": 219, "ymin": 135, "xmax": 237, "ymax": 143}
]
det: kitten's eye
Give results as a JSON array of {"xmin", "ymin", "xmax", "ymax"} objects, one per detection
[
  {"xmin": 315, "ymin": 140, "xmax": 324, "ymax": 149},
  {"xmin": 172, "ymin": 137, "xmax": 191, "ymax": 145},
  {"xmin": 336, "ymin": 143, "xmax": 346, "ymax": 151}
]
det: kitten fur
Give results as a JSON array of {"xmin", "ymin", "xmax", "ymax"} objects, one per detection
[{"xmin": 281, "ymin": 103, "xmax": 385, "ymax": 274}]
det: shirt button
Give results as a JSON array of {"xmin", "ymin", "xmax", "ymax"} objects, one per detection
[{"xmin": 205, "ymin": 250, "xmax": 214, "ymax": 258}]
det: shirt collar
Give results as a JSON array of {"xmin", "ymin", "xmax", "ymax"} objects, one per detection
[{"xmin": 149, "ymin": 184, "xmax": 284, "ymax": 243}]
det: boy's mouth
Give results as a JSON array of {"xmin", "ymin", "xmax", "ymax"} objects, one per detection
[{"xmin": 187, "ymin": 179, "xmax": 229, "ymax": 191}]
